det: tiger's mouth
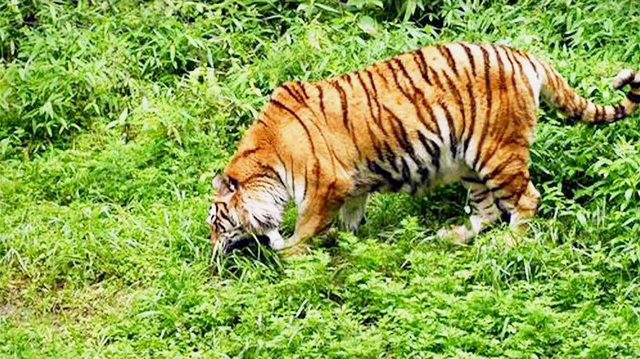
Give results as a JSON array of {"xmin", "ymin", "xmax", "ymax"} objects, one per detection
[{"xmin": 213, "ymin": 234, "xmax": 271, "ymax": 257}]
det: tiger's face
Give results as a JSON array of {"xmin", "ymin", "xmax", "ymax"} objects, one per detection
[
  {"xmin": 206, "ymin": 175, "xmax": 250, "ymax": 254},
  {"xmin": 205, "ymin": 201, "xmax": 246, "ymax": 253}
]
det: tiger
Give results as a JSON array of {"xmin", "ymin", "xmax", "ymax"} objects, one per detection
[{"xmin": 206, "ymin": 42, "xmax": 640, "ymax": 257}]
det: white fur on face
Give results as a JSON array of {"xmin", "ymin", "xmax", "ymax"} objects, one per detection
[
  {"xmin": 241, "ymin": 185, "xmax": 288, "ymax": 233},
  {"xmin": 206, "ymin": 203, "xmax": 217, "ymax": 226}
]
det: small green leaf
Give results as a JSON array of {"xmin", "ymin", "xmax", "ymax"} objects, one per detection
[
  {"xmin": 576, "ymin": 212, "xmax": 588, "ymax": 228},
  {"xmin": 357, "ymin": 16, "xmax": 378, "ymax": 36}
]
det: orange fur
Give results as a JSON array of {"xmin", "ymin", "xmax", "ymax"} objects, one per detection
[{"xmin": 207, "ymin": 42, "xmax": 640, "ymax": 255}]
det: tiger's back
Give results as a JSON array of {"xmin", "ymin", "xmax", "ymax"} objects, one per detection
[{"xmin": 210, "ymin": 42, "xmax": 639, "ymax": 255}]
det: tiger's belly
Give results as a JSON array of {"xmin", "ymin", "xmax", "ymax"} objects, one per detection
[{"xmin": 352, "ymin": 148, "xmax": 472, "ymax": 196}]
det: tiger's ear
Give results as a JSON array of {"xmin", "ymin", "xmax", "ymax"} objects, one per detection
[{"xmin": 212, "ymin": 175, "xmax": 238, "ymax": 196}]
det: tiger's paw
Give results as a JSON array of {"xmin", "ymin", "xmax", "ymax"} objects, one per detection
[
  {"xmin": 280, "ymin": 243, "xmax": 311, "ymax": 258},
  {"xmin": 437, "ymin": 225, "xmax": 473, "ymax": 246},
  {"xmin": 503, "ymin": 224, "xmax": 528, "ymax": 248}
]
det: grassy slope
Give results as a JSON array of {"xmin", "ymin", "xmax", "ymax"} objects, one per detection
[{"xmin": 1, "ymin": 0, "xmax": 640, "ymax": 357}]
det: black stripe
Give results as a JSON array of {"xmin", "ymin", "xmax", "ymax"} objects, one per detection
[
  {"xmin": 328, "ymin": 144, "xmax": 350, "ymax": 171},
  {"xmin": 298, "ymin": 81, "xmax": 309, "ymax": 98},
  {"xmin": 249, "ymin": 161, "xmax": 286, "ymax": 188},
  {"xmin": 411, "ymin": 51, "xmax": 431, "ymax": 86},
  {"xmin": 474, "ymin": 188, "xmax": 491, "ymax": 197},
  {"xmin": 423, "ymin": 101, "xmax": 443, "ymax": 144},
  {"xmin": 418, "ymin": 166, "xmax": 430, "ymax": 184},
  {"xmin": 271, "ymin": 99, "xmax": 313, "ymax": 146},
  {"xmin": 472, "ymin": 193, "xmax": 489, "ymax": 203},
  {"xmin": 430, "ymin": 66, "xmax": 444, "ymax": 89},
  {"xmin": 393, "ymin": 59, "xmax": 441, "ymax": 141},
  {"xmin": 364, "ymin": 121, "xmax": 378, "ymax": 156},
  {"xmin": 303, "ymin": 162, "xmax": 308, "ymax": 200},
  {"xmin": 400, "ymin": 157, "xmax": 411, "ymax": 184},
  {"xmin": 627, "ymin": 92, "xmax": 640, "ymax": 103},
  {"xmin": 368, "ymin": 160, "xmax": 403, "ymax": 191},
  {"xmin": 384, "ymin": 105, "xmax": 421, "ymax": 166},
  {"xmin": 282, "ymin": 86, "xmax": 343, "ymax": 185},
  {"xmin": 343, "ymin": 74, "xmax": 353, "ymax": 87},
  {"xmin": 541, "ymin": 62, "xmax": 559, "ymax": 93},
  {"xmin": 356, "ymin": 72, "xmax": 380, "ymax": 132},
  {"xmin": 330, "ymin": 81, "xmax": 350, "ymax": 129},
  {"xmin": 478, "ymin": 122, "xmax": 512, "ymax": 174},
  {"xmin": 374, "ymin": 143, "xmax": 385, "ymax": 163},
  {"xmin": 523, "ymin": 53, "xmax": 542, "ymax": 82},
  {"xmin": 374, "ymin": 66, "xmax": 389, "ymax": 86},
  {"xmin": 440, "ymin": 101, "xmax": 458, "ymax": 158},
  {"xmin": 460, "ymin": 43, "xmax": 477, "ymax": 77},
  {"xmin": 365, "ymin": 70, "xmax": 387, "ymax": 135},
  {"xmin": 437, "ymin": 45, "xmax": 459, "ymax": 77},
  {"xmin": 388, "ymin": 59, "xmax": 441, "ymax": 144},
  {"xmin": 502, "ymin": 47, "xmax": 523, "ymax": 111},
  {"xmin": 383, "ymin": 142, "xmax": 400, "ymax": 173},
  {"xmin": 317, "ymin": 85, "xmax": 327, "ymax": 120},
  {"xmin": 472, "ymin": 46, "xmax": 493, "ymax": 171},
  {"xmin": 236, "ymin": 148, "xmax": 259, "ymax": 159},
  {"xmin": 480, "ymin": 203, "xmax": 495, "ymax": 211},
  {"xmin": 462, "ymin": 69, "xmax": 476, "ymax": 157},
  {"xmin": 292, "ymin": 83, "xmax": 307, "ymax": 102},
  {"xmin": 415, "ymin": 49, "xmax": 432, "ymax": 85},
  {"xmin": 574, "ymin": 97, "xmax": 587, "ymax": 120},
  {"xmin": 484, "ymin": 154, "xmax": 522, "ymax": 181},
  {"xmin": 394, "ymin": 58, "xmax": 418, "ymax": 91},
  {"xmin": 489, "ymin": 172, "xmax": 522, "ymax": 193},
  {"xmin": 417, "ymin": 131, "xmax": 441, "ymax": 173},
  {"xmin": 511, "ymin": 52, "xmax": 535, "ymax": 102},
  {"xmin": 218, "ymin": 208, "xmax": 232, "ymax": 224},
  {"xmin": 441, "ymin": 70, "xmax": 465, "ymax": 141},
  {"xmin": 493, "ymin": 45, "xmax": 507, "ymax": 91},
  {"xmin": 282, "ymin": 83, "xmax": 304, "ymax": 103},
  {"xmin": 497, "ymin": 175, "xmax": 529, "ymax": 204},
  {"xmin": 462, "ymin": 176, "xmax": 485, "ymax": 184},
  {"xmin": 387, "ymin": 61, "xmax": 413, "ymax": 101},
  {"xmin": 270, "ymin": 99, "xmax": 320, "ymax": 191}
]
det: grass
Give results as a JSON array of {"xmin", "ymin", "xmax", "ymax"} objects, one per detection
[{"xmin": 1, "ymin": 0, "xmax": 640, "ymax": 357}]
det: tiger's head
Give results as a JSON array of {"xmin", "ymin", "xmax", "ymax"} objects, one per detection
[
  {"xmin": 206, "ymin": 175, "xmax": 248, "ymax": 254},
  {"xmin": 206, "ymin": 172, "xmax": 288, "ymax": 255}
]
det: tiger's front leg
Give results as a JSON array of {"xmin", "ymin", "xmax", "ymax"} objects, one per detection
[
  {"xmin": 280, "ymin": 202, "xmax": 339, "ymax": 257},
  {"xmin": 263, "ymin": 227, "xmax": 286, "ymax": 250},
  {"xmin": 278, "ymin": 167, "xmax": 351, "ymax": 257}
]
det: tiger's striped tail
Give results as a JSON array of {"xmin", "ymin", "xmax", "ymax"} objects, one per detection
[{"xmin": 539, "ymin": 64, "xmax": 640, "ymax": 123}]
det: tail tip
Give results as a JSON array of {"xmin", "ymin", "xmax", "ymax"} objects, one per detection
[{"xmin": 613, "ymin": 69, "xmax": 639, "ymax": 90}]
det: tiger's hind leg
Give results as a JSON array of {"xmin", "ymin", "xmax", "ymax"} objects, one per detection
[
  {"xmin": 481, "ymin": 151, "xmax": 540, "ymax": 246},
  {"xmin": 438, "ymin": 177, "xmax": 501, "ymax": 245},
  {"xmin": 339, "ymin": 194, "xmax": 368, "ymax": 233}
]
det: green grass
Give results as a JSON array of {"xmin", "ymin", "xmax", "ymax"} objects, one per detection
[{"xmin": 1, "ymin": 0, "xmax": 640, "ymax": 357}]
